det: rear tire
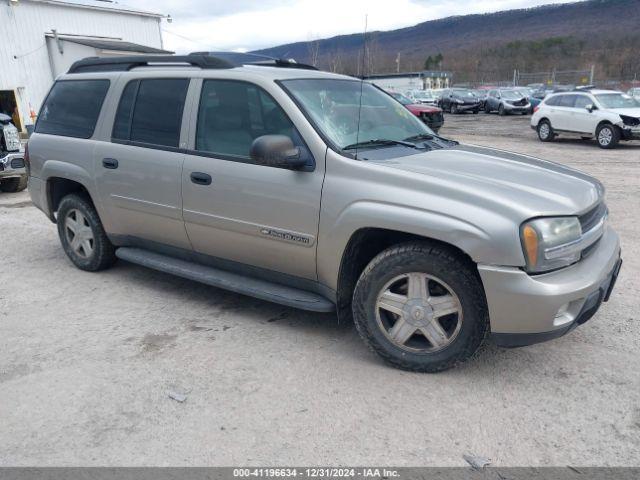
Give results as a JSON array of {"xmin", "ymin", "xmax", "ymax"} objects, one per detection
[
  {"xmin": 57, "ymin": 193, "xmax": 117, "ymax": 271},
  {"xmin": 596, "ymin": 124, "xmax": 620, "ymax": 149},
  {"xmin": 0, "ymin": 176, "xmax": 27, "ymax": 193},
  {"xmin": 352, "ymin": 242, "xmax": 489, "ymax": 373},
  {"xmin": 537, "ymin": 119, "xmax": 554, "ymax": 142}
]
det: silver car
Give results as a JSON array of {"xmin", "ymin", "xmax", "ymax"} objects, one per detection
[{"xmin": 27, "ymin": 54, "xmax": 622, "ymax": 372}]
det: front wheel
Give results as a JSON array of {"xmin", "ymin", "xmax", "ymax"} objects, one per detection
[
  {"xmin": 0, "ymin": 176, "xmax": 27, "ymax": 193},
  {"xmin": 498, "ymin": 104, "xmax": 506, "ymax": 116},
  {"xmin": 352, "ymin": 242, "xmax": 489, "ymax": 372},
  {"xmin": 57, "ymin": 193, "xmax": 117, "ymax": 271},
  {"xmin": 537, "ymin": 119, "xmax": 554, "ymax": 142},
  {"xmin": 596, "ymin": 124, "xmax": 620, "ymax": 149},
  {"xmin": 451, "ymin": 104, "xmax": 458, "ymax": 114}
]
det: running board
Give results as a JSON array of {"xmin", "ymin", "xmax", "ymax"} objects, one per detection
[{"xmin": 115, "ymin": 247, "xmax": 335, "ymax": 312}]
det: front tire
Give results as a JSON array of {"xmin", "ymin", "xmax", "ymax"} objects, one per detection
[
  {"xmin": 451, "ymin": 104, "xmax": 458, "ymax": 114},
  {"xmin": 498, "ymin": 104, "xmax": 506, "ymax": 116},
  {"xmin": 596, "ymin": 124, "xmax": 620, "ymax": 149},
  {"xmin": 0, "ymin": 176, "xmax": 27, "ymax": 193},
  {"xmin": 57, "ymin": 193, "xmax": 116, "ymax": 271},
  {"xmin": 537, "ymin": 119, "xmax": 554, "ymax": 142},
  {"xmin": 352, "ymin": 242, "xmax": 489, "ymax": 372}
]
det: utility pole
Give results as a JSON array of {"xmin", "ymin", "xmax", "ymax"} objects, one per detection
[
  {"xmin": 589, "ymin": 64, "xmax": 595, "ymax": 85},
  {"xmin": 396, "ymin": 52, "xmax": 400, "ymax": 73}
]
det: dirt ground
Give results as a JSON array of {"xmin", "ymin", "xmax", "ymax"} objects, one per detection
[{"xmin": 1, "ymin": 113, "xmax": 639, "ymax": 467}]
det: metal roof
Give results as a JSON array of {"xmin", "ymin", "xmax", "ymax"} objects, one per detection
[
  {"xmin": 51, "ymin": 35, "xmax": 173, "ymax": 54},
  {"xmin": 29, "ymin": 0, "xmax": 165, "ymax": 18}
]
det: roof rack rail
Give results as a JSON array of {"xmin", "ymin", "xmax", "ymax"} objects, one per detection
[
  {"xmin": 189, "ymin": 51, "xmax": 319, "ymax": 71},
  {"xmin": 68, "ymin": 54, "xmax": 235, "ymax": 74}
]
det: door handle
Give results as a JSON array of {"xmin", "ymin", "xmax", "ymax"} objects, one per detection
[
  {"xmin": 102, "ymin": 158, "xmax": 119, "ymax": 169},
  {"xmin": 190, "ymin": 172, "xmax": 212, "ymax": 185}
]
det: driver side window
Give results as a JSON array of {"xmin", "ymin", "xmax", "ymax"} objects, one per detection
[{"xmin": 195, "ymin": 80, "xmax": 303, "ymax": 159}]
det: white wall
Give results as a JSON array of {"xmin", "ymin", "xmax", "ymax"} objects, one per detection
[{"xmin": 0, "ymin": 0, "xmax": 162, "ymax": 130}]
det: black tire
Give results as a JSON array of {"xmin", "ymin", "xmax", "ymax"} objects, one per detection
[
  {"xmin": 484, "ymin": 105, "xmax": 491, "ymax": 113},
  {"xmin": 0, "ymin": 176, "xmax": 27, "ymax": 193},
  {"xmin": 352, "ymin": 241, "xmax": 489, "ymax": 373},
  {"xmin": 451, "ymin": 104, "xmax": 458, "ymax": 114},
  {"xmin": 473, "ymin": 109, "xmax": 479, "ymax": 114},
  {"xmin": 56, "ymin": 193, "xmax": 117, "ymax": 271},
  {"xmin": 537, "ymin": 119, "xmax": 554, "ymax": 142},
  {"xmin": 498, "ymin": 104, "xmax": 506, "ymax": 116},
  {"xmin": 596, "ymin": 123, "xmax": 620, "ymax": 149}
]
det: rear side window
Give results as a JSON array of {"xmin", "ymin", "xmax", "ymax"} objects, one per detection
[
  {"xmin": 113, "ymin": 78, "xmax": 189, "ymax": 148},
  {"xmin": 36, "ymin": 80, "xmax": 110, "ymax": 138}
]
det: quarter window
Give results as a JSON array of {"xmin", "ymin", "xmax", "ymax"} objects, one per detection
[
  {"xmin": 195, "ymin": 80, "xmax": 301, "ymax": 158},
  {"xmin": 36, "ymin": 80, "xmax": 110, "ymax": 138},
  {"xmin": 112, "ymin": 78, "xmax": 189, "ymax": 148}
]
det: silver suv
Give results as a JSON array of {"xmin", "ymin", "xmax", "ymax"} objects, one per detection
[{"xmin": 27, "ymin": 54, "xmax": 622, "ymax": 372}]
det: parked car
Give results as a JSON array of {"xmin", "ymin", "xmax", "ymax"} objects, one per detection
[
  {"xmin": 514, "ymin": 87, "xmax": 542, "ymax": 112},
  {"xmin": 531, "ymin": 89, "xmax": 640, "ymax": 148},
  {"xmin": 628, "ymin": 87, "xmax": 640, "ymax": 101},
  {"xmin": 405, "ymin": 89, "xmax": 438, "ymax": 105},
  {"xmin": 0, "ymin": 113, "xmax": 27, "ymax": 193},
  {"xmin": 388, "ymin": 91, "xmax": 444, "ymax": 132},
  {"xmin": 28, "ymin": 54, "xmax": 621, "ymax": 372},
  {"xmin": 438, "ymin": 88, "xmax": 482, "ymax": 114},
  {"xmin": 484, "ymin": 89, "xmax": 531, "ymax": 115}
]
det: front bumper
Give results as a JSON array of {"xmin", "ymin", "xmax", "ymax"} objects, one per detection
[
  {"xmin": 455, "ymin": 103, "xmax": 481, "ymax": 112},
  {"xmin": 478, "ymin": 226, "xmax": 621, "ymax": 346},
  {"xmin": 504, "ymin": 103, "xmax": 531, "ymax": 113},
  {"xmin": 0, "ymin": 151, "xmax": 26, "ymax": 179},
  {"xmin": 621, "ymin": 125, "xmax": 640, "ymax": 140},
  {"xmin": 420, "ymin": 111, "xmax": 444, "ymax": 130}
]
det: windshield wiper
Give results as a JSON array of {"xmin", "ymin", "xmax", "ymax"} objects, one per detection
[
  {"xmin": 404, "ymin": 132, "xmax": 459, "ymax": 146},
  {"xmin": 343, "ymin": 139, "xmax": 424, "ymax": 151}
]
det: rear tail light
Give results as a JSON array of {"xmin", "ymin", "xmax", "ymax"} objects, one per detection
[
  {"xmin": 533, "ymin": 105, "xmax": 540, "ymax": 113},
  {"xmin": 24, "ymin": 142, "xmax": 30, "ymax": 177}
]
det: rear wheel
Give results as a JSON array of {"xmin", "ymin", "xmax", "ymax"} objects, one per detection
[
  {"xmin": 57, "ymin": 193, "xmax": 117, "ymax": 271},
  {"xmin": 0, "ymin": 176, "xmax": 27, "ymax": 193},
  {"xmin": 352, "ymin": 242, "xmax": 489, "ymax": 372},
  {"xmin": 537, "ymin": 119, "xmax": 554, "ymax": 142},
  {"xmin": 596, "ymin": 124, "xmax": 620, "ymax": 149}
]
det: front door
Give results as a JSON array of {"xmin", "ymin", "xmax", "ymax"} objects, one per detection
[
  {"xmin": 94, "ymin": 77, "xmax": 192, "ymax": 250},
  {"xmin": 181, "ymin": 79, "xmax": 324, "ymax": 280}
]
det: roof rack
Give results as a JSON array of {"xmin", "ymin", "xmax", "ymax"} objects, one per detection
[
  {"xmin": 189, "ymin": 51, "xmax": 318, "ymax": 71},
  {"xmin": 67, "ymin": 54, "xmax": 235, "ymax": 74}
]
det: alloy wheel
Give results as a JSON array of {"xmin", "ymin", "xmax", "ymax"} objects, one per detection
[
  {"xmin": 64, "ymin": 209, "xmax": 95, "ymax": 258},
  {"xmin": 375, "ymin": 272, "xmax": 463, "ymax": 353}
]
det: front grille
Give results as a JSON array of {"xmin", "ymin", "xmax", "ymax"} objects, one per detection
[
  {"xmin": 512, "ymin": 99, "xmax": 527, "ymax": 106},
  {"xmin": 579, "ymin": 202, "xmax": 607, "ymax": 232},
  {"xmin": 423, "ymin": 112, "xmax": 444, "ymax": 122}
]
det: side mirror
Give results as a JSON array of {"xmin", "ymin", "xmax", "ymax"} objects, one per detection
[
  {"xmin": 585, "ymin": 104, "xmax": 597, "ymax": 112},
  {"xmin": 250, "ymin": 135, "xmax": 306, "ymax": 170}
]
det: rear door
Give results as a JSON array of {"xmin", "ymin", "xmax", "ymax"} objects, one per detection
[
  {"xmin": 550, "ymin": 94, "xmax": 576, "ymax": 130},
  {"xmin": 180, "ymin": 78, "xmax": 324, "ymax": 280},
  {"xmin": 94, "ymin": 76, "xmax": 192, "ymax": 249}
]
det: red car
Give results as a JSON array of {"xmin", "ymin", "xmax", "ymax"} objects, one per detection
[{"xmin": 389, "ymin": 91, "xmax": 444, "ymax": 133}]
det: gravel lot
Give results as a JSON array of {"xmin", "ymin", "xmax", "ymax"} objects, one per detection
[{"xmin": 1, "ymin": 113, "xmax": 639, "ymax": 467}]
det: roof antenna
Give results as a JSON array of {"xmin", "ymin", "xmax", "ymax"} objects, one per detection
[{"xmin": 354, "ymin": 14, "xmax": 368, "ymax": 160}]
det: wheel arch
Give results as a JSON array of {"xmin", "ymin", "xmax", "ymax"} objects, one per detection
[
  {"xmin": 334, "ymin": 227, "xmax": 479, "ymax": 323},
  {"xmin": 46, "ymin": 177, "xmax": 96, "ymax": 223}
]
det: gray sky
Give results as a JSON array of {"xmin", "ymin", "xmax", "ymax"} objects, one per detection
[{"xmin": 125, "ymin": 0, "xmax": 583, "ymax": 53}]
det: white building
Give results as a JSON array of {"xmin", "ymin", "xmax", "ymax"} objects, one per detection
[
  {"xmin": 0, "ymin": 0, "xmax": 169, "ymax": 132},
  {"xmin": 364, "ymin": 71, "xmax": 452, "ymax": 92}
]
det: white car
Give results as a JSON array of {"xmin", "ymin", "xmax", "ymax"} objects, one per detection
[
  {"xmin": 531, "ymin": 89, "xmax": 640, "ymax": 149},
  {"xmin": 405, "ymin": 89, "xmax": 438, "ymax": 105},
  {"xmin": 628, "ymin": 87, "xmax": 640, "ymax": 101}
]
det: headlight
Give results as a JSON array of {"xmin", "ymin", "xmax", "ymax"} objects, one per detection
[{"xmin": 520, "ymin": 217, "xmax": 582, "ymax": 273}]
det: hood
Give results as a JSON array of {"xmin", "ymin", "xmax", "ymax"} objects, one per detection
[
  {"xmin": 608, "ymin": 108, "xmax": 640, "ymax": 117},
  {"xmin": 369, "ymin": 144, "xmax": 602, "ymax": 219},
  {"xmin": 406, "ymin": 104, "xmax": 441, "ymax": 113}
]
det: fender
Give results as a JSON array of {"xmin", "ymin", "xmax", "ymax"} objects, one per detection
[{"xmin": 316, "ymin": 200, "xmax": 524, "ymax": 291}]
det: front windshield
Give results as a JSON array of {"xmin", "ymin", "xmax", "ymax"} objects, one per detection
[
  {"xmin": 501, "ymin": 90, "xmax": 524, "ymax": 100},
  {"xmin": 453, "ymin": 90, "xmax": 476, "ymax": 98},
  {"xmin": 390, "ymin": 92, "xmax": 413, "ymax": 105},
  {"xmin": 413, "ymin": 91, "xmax": 434, "ymax": 100},
  {"xmin": 595, "ymin": 93, "xmax": 639, "ymax": 109},
  {"xmin": 282, "ymin": 79, "xmax": 434, "ymax": 151}
]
